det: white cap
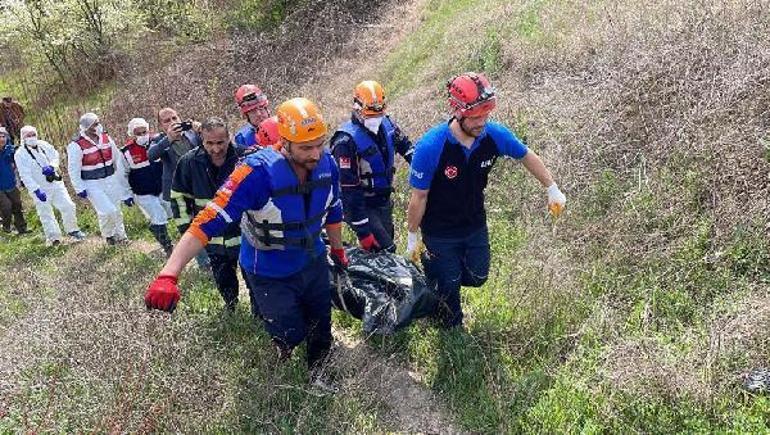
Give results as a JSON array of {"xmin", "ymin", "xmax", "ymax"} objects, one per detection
[
  {"xmin": 20, "ymin": 125, "xmax": 37, "ymax": 138},
  {"xmin": 79, "ymin": 112, "xmax": 99, "ymax": 131},
  {"xmin": 127, "ymin": 117, "xmax": 149, "ymax": 136}
]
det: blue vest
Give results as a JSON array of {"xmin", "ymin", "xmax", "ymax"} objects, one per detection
[
  {"xmin": 338, "ymin": 118, "xmax": 396, "ymax": 192},
  {"xmin": 234, "ymin": 124, "xmax": 257, "ymax": 150},
  {"xmin": 240, "ymin": 149, "xmax": 336, "ymax": 277}
]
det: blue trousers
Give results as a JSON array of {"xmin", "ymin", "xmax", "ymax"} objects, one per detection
[
  {"xmin": 422, "ymin": 226, "xmax": 491, "ymax": 327},
  {"xmin": 243, "ymin": 255, "xmax": 332, "ymax": 368}
]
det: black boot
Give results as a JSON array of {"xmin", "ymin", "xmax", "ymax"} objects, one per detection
[{"xmin": 149, "ymin": 224, "xmax": 174, "ymax": 256}]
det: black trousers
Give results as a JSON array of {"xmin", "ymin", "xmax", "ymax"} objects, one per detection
[
  {"xmin": 0, "ymin": 188, "xmax": 26, "ymax": 232},
  {"xmin": 207, "ymin": 251, "xmax": 240, "ymax": 310}
]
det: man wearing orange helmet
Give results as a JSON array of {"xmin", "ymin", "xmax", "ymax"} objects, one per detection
[
  {"xmin": 406, "ymin": 72, "xmax": 567, "ymax": 328},
  {"xmin": 331, "ymin": 80, "xmax": 413, "ymax": 252},
  {"xmin": 233, "ymin": 84, "xmax": 271, "ymax": 151},
  {"xmin": 145, "ymin": 98, "xmax": 346, "ymax": 387}
]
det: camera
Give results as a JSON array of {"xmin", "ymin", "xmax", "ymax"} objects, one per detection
[
  {"xmin": 45, "ymin": 172, "xmax": 62, "ymax": 183},
  {"xmin": 179, "ymin": 121, "xmax": 194, "ymax": 131}
]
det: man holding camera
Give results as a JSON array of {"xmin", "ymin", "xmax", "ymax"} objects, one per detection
[
  {"xmin": 15, "ymin": 125, "xmax": 85, "ymax": 245},
  {"xmin": 67, "ymin": 112, "xmax": 132, "ymax": 245},
  {"xmin": 148, "ymin": 107, "xmax": 202, "ymax": 204}
]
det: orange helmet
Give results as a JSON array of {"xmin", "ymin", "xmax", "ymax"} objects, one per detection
[
  {"xmin": 447, "ymin": 72, "xmax": 496, "ymax": 118},
  {"xmin": 275, "ymin": 98, "xmax": 327, "ymax": 143},
  {"xmin": 256, "ymin": 116, "xmax": 280, "ymax": 149},
  {"xmin": 234, "ymin": 84, "xmax": 268, "ymax": 115},
  {"xmin": 353, "ymin": 80, "xmax": 386, "ymax": 117}
]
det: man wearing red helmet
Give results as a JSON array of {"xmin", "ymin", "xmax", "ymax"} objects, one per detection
[
  {"xmin": 233, "ymin": 84, "xmax": 271, "ymax": 151},
  {"xmin": 406, "ymin": 72, "xmax": 566, "ymax": 328}
]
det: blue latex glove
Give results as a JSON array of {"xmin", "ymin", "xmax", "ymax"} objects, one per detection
[
  {"xmin": 123, "ymin": 197, "xmax": 134, "ymax": 207},
  {"xmin": 41, "ymin": 166, "xmax": 55, "ymax": 177},
  {"xmin": 77, "ymin": 190, "xmax": 88, "ymax": 199},
  {"xmin": 34, "ymin": 189, "xmax": 47, "ymax": 202}
]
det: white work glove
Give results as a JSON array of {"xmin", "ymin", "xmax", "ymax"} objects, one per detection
[
  {"xmin": 405, "ymin": 231, "xmax": 422, "ymax": 263},
  {"xmin": 547, "ymin": 182, "xmax": 566, "ymax": 217}
]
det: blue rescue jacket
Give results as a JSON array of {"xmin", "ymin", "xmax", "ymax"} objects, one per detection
[
  {"xmin": 234, "ymin": 123, "xmax": 257, "ymax": 151},
  {"xmin": 190, "ymin": 147, "xmax": 343, "ymax": 278},
  {"xmin": 336, "ymin": 117, "xmax": 396, "ymax": 193}
]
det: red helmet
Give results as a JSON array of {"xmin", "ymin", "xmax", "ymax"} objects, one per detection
[
  {"xmin": 446, "ymin": 72, "xmax": 496, "ymax": 118},
  {"xmin": 234, "ymin": 84, "xmax": 268, "ymax": 115},
  {"xmin": 255, "ymin": 116, "xmax": 280, "ymax": 149}
]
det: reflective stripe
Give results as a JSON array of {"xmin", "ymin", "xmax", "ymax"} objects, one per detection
[
  {"xmin": 209, "ymin": 202, "xmax": 233, "ymax": 223},
  {"xmin": 194, "ymin": 198, "xmax": 210, "ymax": 207},
  {"xmin": 208, "ymin": 236, "xmax": 241, "ymax": 247},
  {"xmin": 82, "ymin": 161, "xmax": 114, "ymax": 171},
  {"xmin": 170, "ymin": 190, "xmax": 193, "ymax": 199},
  {"xmin": 352, "ymin": 218, "xmax": 369, "ymax": 226}
]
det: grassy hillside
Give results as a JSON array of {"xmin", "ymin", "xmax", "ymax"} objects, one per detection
[{"xmin": 2, "ymin": 0, "xmax": 770, "ymax": 432}]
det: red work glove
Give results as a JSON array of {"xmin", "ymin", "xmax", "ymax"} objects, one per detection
[
  {"xmin": 358, "ymin": 233, "xmax": 381, "ymax": 252},
  {"xmin": 330, "ymin": 247, "xmax": 349, "ymax": 269},
  {"xmin": 144, "ymin": 274, "xmax": 180, "ymax": 312}
]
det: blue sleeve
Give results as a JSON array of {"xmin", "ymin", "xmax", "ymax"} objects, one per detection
[
  {"xmin": 487, "ymin": 122, "xmax": 528, "ymax": 159},
  {"xmin": 390, "ymin": 118, "xmax": 414, "ymax": 163},
  {"xmin": 147, "ymin": 135, "xmax": 170, "ymax": 161},
  {"xmin": 192, "ymin": 162, "xmax": 270, "ymax": 239},
  {"xmin": 409, "ymin": 126, "xmax": 445, "ymax": 190},
  {"xmin": 325, "ymin": 155, "xmax": 343, "ymax": 225}
]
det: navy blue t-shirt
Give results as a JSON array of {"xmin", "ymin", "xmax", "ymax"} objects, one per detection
[{"xmin": 409, "ymin": 121, "xmax": 528, "ymax": 237}]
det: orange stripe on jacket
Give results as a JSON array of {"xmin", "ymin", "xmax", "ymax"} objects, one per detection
[{"xmin": 187, "ymin": 225, "xmax": 209, "ymax": 246}]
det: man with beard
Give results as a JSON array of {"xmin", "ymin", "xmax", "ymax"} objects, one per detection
[
  {"xmin": 145, "ymin": 98, "xmax": 346, "ymax": 391},
  {"xmin": 405, "ymin": 72, "xmax": 567, "ymax": 329}
]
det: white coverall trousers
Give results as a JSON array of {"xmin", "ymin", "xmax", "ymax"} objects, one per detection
[
  {"xmin": 134, "ymin": 194, "xmax": 170, "ymax": 226},
  {"xmin": 29, "ymin": 181, "xmax": 79, "ymax": 241},
  {"xmin": 84, "ymin": 175, "xmax": 127, "ymax": 239}
]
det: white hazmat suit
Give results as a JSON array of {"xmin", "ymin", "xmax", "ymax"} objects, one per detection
[
  {"xmin": 66, "ymin": 113, "xmax": 131, "ymax": 241},
  {"xmin": 14, "ymin": 126, "xmax": 82, "ymax": 243}
]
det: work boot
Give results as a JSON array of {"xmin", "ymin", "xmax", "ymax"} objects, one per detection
[
  {"xmin": 68, "ymin": 230, "xmax": 87, "ymax": 242},
  {"xmin": 149, "ymin": 224, "xmax": 174, "ymax": 256},
  {"xmin": 105, "ymin": 236, "xmax": 116, "ymax": 245}
]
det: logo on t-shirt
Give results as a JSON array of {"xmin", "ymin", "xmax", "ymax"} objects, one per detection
[
  {"xmin": 444, "ymin": 165, "xmax": 458, "ymax": 179},
  {"xmin": 339, "ymin": 156, "xmax": 351, "ymax": 169}
]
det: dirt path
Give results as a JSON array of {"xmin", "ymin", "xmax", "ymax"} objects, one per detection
[{"xmin": 334, "ymin": 330, "xmax": 463, "ymax": 434}]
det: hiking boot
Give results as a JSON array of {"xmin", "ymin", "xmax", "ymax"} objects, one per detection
[
  {"xmin": 16, "ymin": 228, "xmax": 30, "ymax": 235},
  {"xmin": 105, "ymin": 236, "xmax": 116, "ymax": 245},
  {"xmin": 744, "ymin": 368, "xmax": 770, "ymax": 394},
  {"xmin": 68, "ymin": 230, "xmax": 87, "ymax": 242}
]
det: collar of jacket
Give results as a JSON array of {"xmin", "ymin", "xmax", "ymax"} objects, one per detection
[{"xmin": 192, "ymin": 142, "xmax": 239, "ymax": 166}]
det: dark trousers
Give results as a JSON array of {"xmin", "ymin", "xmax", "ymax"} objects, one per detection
[
  {"xmin": 365, "ymin": 200, "xmax": 396, "ymax": 252},
  {"xmin": 422, "ymin": 226, "xmax": 491, "ymax": 328},
  {"xmin": 244, "ymin": 255, "xmax": 332, "ymax": 369},
  {"xmin": 0, "ymin": 188, "xmax": 26, "ymax": 232},
  {"xmin": 207, "ymin": 251, "xmax": 240, "ymax": 310}
]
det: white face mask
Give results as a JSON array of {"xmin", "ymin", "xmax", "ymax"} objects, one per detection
[
  {"xmin": 95, "ymin": 124, "xmax": 104, "ymax": 136},
  {"xmin": 363, "ymin": 116, "xmax": 384, "ymax": 134},
  {"xmin": 24, "ymin": 137, "xmax": 38, "ymax": 147},
  {"xmin": 136, "ymin": 134, "xmax": 150, "ymax": 146}
]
